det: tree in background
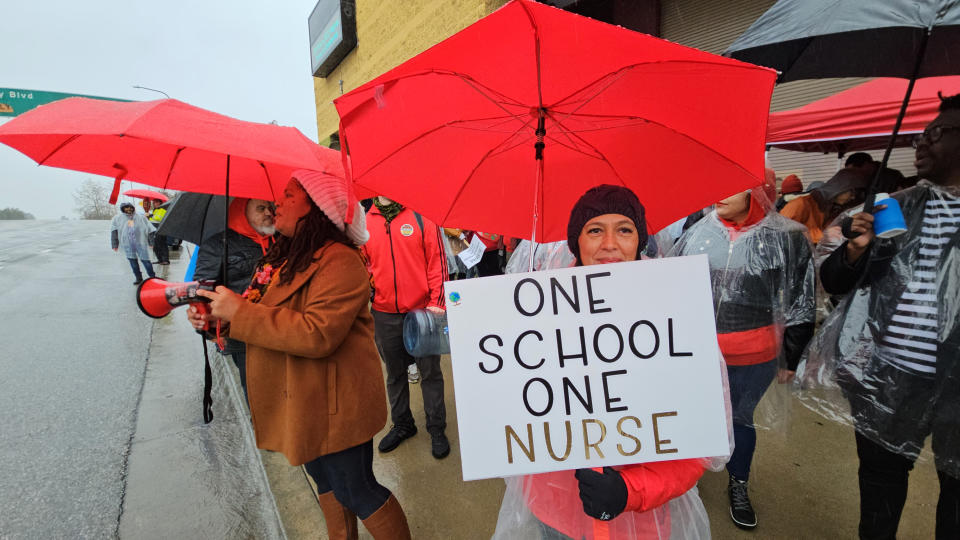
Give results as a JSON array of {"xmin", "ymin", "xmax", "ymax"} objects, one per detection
[
  {"xmin": 73, "ymin": 179, "xmax": 115, "ymax": 219},
  {"xmin": 0, "ymin": 207, "xmax": 35, "ymax": 220}
]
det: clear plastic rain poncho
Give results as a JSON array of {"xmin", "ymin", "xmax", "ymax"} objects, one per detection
[
  {"xmin": 494, "ymin": 232, "xmax": 717, "ymax": 540},
  {"xmin": 669, "ymin": 183, "xmax": 816, "ymax": 431},
  {"xmin": 796, "ymin": 181, "xmax": 960, "ymax": 479},
  {"xmin": 813, "ymin": 168, "xmax": 909, "ymax": 323}
]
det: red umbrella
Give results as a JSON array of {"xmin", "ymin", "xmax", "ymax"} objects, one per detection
[
  {"xmin": 123, "ymin": 189, "xmax": 169, "ymax": 202},
  {"xmin": 0, "ymin": 97, "xmax": 341, "ymax": 425},
  {"xmin": 767, "ymin": 76, "xmax": 960, "ymax": 153},
  {"xmin": 0, "ymin": 97, "xmax": 339, "ymax": 204},
  {"xmin": 335, "ymin": 0, "xmax": 776, "ymax": 242}
]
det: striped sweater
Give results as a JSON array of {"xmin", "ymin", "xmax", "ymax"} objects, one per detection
[{"xmin": 877, "ymin": 194, "xmax": 960, "ymax": 375}]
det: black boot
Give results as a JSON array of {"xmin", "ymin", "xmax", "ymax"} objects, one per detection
[{"xmin": 728, "ymin": 474, "xmax": 757, "ymax": 530}]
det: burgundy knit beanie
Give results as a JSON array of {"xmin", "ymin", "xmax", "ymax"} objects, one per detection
[{"xmin": 566, "ymin": 185, "xmax": 648, "ymax": 264}]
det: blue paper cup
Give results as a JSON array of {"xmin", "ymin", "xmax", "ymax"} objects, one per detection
[{"xmin": 873, "ymin": 192, "xmax": 907, "ymax": 239}]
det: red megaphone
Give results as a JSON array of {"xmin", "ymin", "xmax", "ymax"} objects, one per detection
[{"xmin": 136, "ymin": 278, "xmax": 216, "ymax": 328}]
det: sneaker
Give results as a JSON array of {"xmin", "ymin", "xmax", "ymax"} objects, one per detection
[
  {"xmin": 407, "ymin": 364, "xmax": 420, "ymax": 384},
  {"xmin": 431, "ymin": 432, "xmax": 450, "ymax": 459},
  {"xmin": 728, "ymin": 476, "xmax": 757, "ymax": 530},
  {"xmin": 133, "ymin": 278, "xmax": 143, "ymax": 285},
  {"xmin": 378, "ymin": 424, "xmax": 417, "ymax": 453}
]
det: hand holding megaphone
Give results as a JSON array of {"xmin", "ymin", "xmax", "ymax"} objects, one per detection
[
  {"xmin": 194, "ymin": 286, "xmax": 244, "ymax": 322},
  {"xmin": 137, "ymin": 278, "xmax": 216, "ymax": 331}
]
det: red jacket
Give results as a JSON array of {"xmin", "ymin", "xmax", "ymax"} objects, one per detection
[
  {"xmin": 524, "ymin": 459, "xmax": 705, "ymax": 539},
  {"xmin": 363, "ymin": 206, "xmax": 446, "ymax": 313}
]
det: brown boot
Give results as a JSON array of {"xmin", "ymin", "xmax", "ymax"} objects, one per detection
[
  {"xmin": 317, "ymin": 491, "xmax": 358, "ymax": 540},
  {"xmin": 361, "ymin": 494, "xmax": 411, "ymax": 540}
]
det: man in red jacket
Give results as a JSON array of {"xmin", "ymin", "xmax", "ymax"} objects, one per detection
[{"xmin": 363, "ymin": 196, "xmax": 450, "ymax": 459}]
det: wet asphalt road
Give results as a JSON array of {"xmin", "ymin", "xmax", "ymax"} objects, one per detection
[{"xmin": 0, "ymin": 220, "xmax": 153, "ymax": 538}]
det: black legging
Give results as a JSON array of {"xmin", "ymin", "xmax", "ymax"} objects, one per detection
[
  {"xmin": 303, "ymin": 440, "xmax": 391, "ymax": 519},
  {"xmin": 856, "ymin": 432, "xmax": 960, "ymax": 539}
]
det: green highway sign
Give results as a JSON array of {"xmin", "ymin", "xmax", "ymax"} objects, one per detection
[{"xmin": 0, "ymin": 88, "xmax": 130, "ymax": 117}]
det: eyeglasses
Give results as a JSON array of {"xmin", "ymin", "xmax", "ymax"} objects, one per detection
[{"xmin": 912, "ymin": 125, "xmax": 960, "ymax": 148}]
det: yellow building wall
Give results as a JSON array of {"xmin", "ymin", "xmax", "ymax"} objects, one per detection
[{"xmin": 313, "ymin": 0, "xmax": 509, "ymax": 141}]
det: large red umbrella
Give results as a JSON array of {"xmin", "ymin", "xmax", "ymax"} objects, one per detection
[
  {"xmin": 335, "ymin": 0, "xmax": 776, "ymax": 242},
  {"xmin": 0, "ymin": 97, "xmax": 338, "ymax": 204},
  {"xmin": 767, "ymin": 76, "xmax": 960, "ymax": 153},
  {"xmin": 0, "ymin": 97, "xmax": 340, "ymax": 424},
  {"xmin": 123, "ymin": 188, "xmax": 169, "ymax": 202}
]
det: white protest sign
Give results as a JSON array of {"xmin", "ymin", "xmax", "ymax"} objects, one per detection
[
  {"xmin": 457, "ymin": 234, "xmax": 486, "ymax": 269},
  {"xmin": 445, "ymin": 255, "xmax": 729, "ymax": 481}
]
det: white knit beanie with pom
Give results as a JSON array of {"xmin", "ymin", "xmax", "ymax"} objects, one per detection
[{"xmin": 291, "ymin": 169, "xmax": 370, "ymax": 246}]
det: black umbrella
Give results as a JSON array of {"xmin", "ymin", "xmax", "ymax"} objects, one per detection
[
  {"xmin": 725, "ymin": 0, "xmax": 960, "ymax": 216},
  {"xmin": 155, "ymin": 192, "xmax": 230, "ymax": 245}
]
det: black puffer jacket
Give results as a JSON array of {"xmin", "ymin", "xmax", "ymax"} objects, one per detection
[{"xmin": 194, "ymin": 230, "xmax": 265, "ymax": 294}]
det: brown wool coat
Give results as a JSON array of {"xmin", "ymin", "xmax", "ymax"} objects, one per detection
[{"xmin": 229, "ymin": 242, "xmax": 387, "ymax": 466}]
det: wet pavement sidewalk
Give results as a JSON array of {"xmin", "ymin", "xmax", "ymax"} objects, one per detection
[
  {"xmin": 267, "ymin": 362, "xmax": 940, "ymax": 539},
  {"xmin": 135, "ymin": 246, "xmax": 939, "ymax": 539},
  {"xmin": 117, "ymin": 247, "xmax": 284, "ymax": 539}
]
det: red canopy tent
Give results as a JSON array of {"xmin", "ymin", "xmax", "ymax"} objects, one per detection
[{"xmin": 766, "ymin": 76, "xmax": 960, "ymax": 153}]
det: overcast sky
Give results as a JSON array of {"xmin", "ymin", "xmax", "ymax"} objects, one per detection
[{"xmin": 0, "ymin": 0, "xmax": 321, "ymax": 219}]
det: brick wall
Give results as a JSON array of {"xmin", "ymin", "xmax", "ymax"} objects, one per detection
[{"xmin": 312, "ymin": 0, "xmax": 508, "ymax": 140}]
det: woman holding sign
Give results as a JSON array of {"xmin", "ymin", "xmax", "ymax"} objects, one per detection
[
  {"xmin": 494, "ymin": 185, "xmax": 711, "ymax": 539},
  {"xmin": 187, "ymin": 171, "xmax": 411, "ymax": 540},
  {"xmin": 671, "ymin": 175, "xmax": 815, "ymax": 530}
]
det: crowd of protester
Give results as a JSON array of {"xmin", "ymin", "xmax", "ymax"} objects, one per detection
[{"xmin": 150, "ymin": 92, "xmax": 960, "ymax": 539}]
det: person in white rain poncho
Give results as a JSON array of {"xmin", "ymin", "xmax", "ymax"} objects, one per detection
[
  {"xmin": 110, "ymin": 202, "xmax": 156, "ymax": 284},
  {"xmin": 670, "ymin": 175, "xmax": 815, "ymax": 530}
]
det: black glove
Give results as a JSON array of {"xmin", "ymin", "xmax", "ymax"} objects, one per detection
[{"xmin": 575, "ymin": 467, "xmax": 628, "ymax": 521}]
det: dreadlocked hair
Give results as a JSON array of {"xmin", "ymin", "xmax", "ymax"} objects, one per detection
[
  {"xmin": 262, "ymin": 200, "xmax": 356, "ymax": 286},
  {"xmin": 939, "ymin": 92, "xmax": 960, "ymax": 112}
]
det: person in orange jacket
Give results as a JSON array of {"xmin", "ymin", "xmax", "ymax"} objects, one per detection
[
  {"xmin": 493, "ymin": 185, "xmax": 712, "ymax": 539},
  {"xmin": 363, "ymin": 196, "xmax": 451, "ymax": 459}
]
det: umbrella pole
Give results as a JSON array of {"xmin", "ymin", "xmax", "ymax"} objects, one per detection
[
  {"xmin": 528, "ymin": 159, "xmax": 542, "ymax": 272},
  {"xmin": 222, "ymin": 156, "xmax": 231, "ymax": 287},
  {"xmin": 528, "ymin": 110, "xmax": 546, "ymax": 273},
  {"xmin": 863, "ymin": 27, "xmax": 930, "ymax": 213}
]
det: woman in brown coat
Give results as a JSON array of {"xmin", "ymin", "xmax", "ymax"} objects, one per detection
[{"xmin": 188, "ymin": 170, "xmax": 410, "ymax": 540}]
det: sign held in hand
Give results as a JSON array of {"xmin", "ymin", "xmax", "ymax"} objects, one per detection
[{"xmin": 445, "ymin": 255, "xmax": 729, "ymax": 481}]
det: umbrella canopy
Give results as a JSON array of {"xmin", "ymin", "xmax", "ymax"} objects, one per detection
[
  {"xmin": 768, "ymin": 76, "xmax": 960, "ymax": 152},
  {"xmin": 123, "ymin": 188, "xmax": 169, "ymax": 202},
  {"xmin": 155, "ymin": 192, "xmax": 229, "ymax": 245},
  {"xmin": 725, "ymin": 0, "xmax": 960, "ymax": 83},
  {"xmin": 335, "ymin": 0, "xmax": 776, "ymax": 242},
  {"xmin": 0, "ymin": 97, "xmax": 340, "ymax": 203}
]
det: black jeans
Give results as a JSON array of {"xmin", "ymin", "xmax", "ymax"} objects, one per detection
[
  {"xmin": 303, "ymin": 441, "xmax": 391, "ymax": 519},
  {"xmin": 372, "ymin": 310, "xmax": 446, "ymax": 435},
  {"xmin": 153, "ymin": 234, "xmax": 169, "ymax": 263},
  {"xmin": 856, "ymin": 431, "xmax": 960, "ymax": 539},
  {"xmin": 127, "ymin": 257, "xmax": 156, "ymax": 281},
  {"xmin": 725, "ymin": 359, "xmax": 777, "ymax": 481}
]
